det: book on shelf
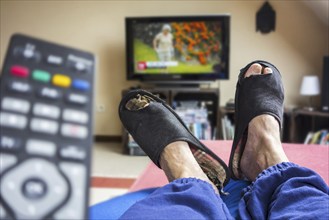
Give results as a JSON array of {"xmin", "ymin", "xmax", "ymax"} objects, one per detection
[
  {"xmin": 304, "ymin": 132, "xmax": 313, "ymax": 144},
  {"xmin": 221, "ymin": 115, "xmax": 234, "ymax": 140},
  {"xmin": 221, "ymin": 118, "xmax": 227, "ymax": 140},
  {"xmin": 304, "ymin": 129, "xmax": 328, "ymax": 145},
  {"xmin": 174, "ymin": 100, "xmax": 213, "ymax": 140}
]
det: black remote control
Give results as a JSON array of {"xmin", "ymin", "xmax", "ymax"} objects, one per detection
[{"xmin": 0, "ymin": 34, "xmax": 95, "ymax": 219}]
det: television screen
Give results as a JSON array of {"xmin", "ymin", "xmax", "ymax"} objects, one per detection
[{"xmin": 126, "ymin": 15, "xmax": 230, "ymax": 83}]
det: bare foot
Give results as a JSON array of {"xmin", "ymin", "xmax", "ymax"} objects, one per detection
[
  {"xmin": 240, "ymin": 64, "xmax": 289, "ymax": 181},
  {"xmin": 159, "ymin": 141, "xmax": 219, "ymax": 194}
]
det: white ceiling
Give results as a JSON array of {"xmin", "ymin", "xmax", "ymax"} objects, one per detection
[{"xmin": 302, "ymin": 0, "xmax": 329, "ymax": 26}]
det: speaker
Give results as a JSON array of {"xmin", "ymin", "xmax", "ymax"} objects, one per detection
[
  {"xmin": 256, "ymin": 1, "xmax": 276, "ymax": 34},
  {"xmin": 321, "ymin": 56, "xmax": 329, "ymax": 111}
]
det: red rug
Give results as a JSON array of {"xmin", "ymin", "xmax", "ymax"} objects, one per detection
[{"xmin": 130, "ymin": 141, "xmax": 329, "ymax": 191}]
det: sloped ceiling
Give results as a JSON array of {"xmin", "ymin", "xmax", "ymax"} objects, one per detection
[{"xmin": 302, "ymin": 0, "xmax": 329, "ymax": 26}]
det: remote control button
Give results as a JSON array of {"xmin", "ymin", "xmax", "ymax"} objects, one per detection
[
  {"xmin": 68, "ymin": 54, "xmax": 93, "ymax": 73},
  {"xmin": 23, "ymin": 49, "xmax": 34, "ymax": 58},
  {"xmin": 61, "ymin": 123, "xmax": 88, "ymax": 139},
  {"xmin": 38, "ymin": 87, "xmax": 62, "ymax": 100},
  {"xmin": 60, "ymin": 145, "xmax": 86, "ymax": 161},
  {"xmin": 30, "ymin": 118, "xmax": 59, "ymax": 134},
  {"xmin": 0, "ymin": 158, "xmax": 68, "ymax": 219},
  {"xmin": 33, "ymin": 103, "xmax": 60, "ymax": 119},
  {"xmin": 23, "ymin": 44, "xmax": 40, "ymax": 59},
  {"xmin": 75, "ymin": 62, "xmax": 86, "ymax": 71},
  {"xmin": 10, "ymin": 65, "xmax": 29, "ymax": 78},
  {"xmin": 8, "ymin": 81, "xmax": 32, "ymax": 94},
  {"xmin": 13, "ymin": 44, "xmax": 41, "ymax": 62},
  {"xmin": 0, "ymin": 136, "xmax": 22, "ymax": 151},
  {"xmin": 32, "ymin": 70, "xmax": 51, "ymax": 83},
  {"xmin": 72, "ymin": 79, "xmax": 90, "ymax": 91},
  {"xmin": 0, "ymin": 112, "xmax": 27, "ymax": 129},
  {"xmin": 55, "ymin": 162, "xmax": 86, "ymax": 220},
  {"xmin": 47, "ymin": 55, "xmax": 63, "ymax": 66},
  {"xmin": 26, "ymin": 139, "xmax": 56, "ymax": 157},
  {"xmin": 53, "ymin": 74, "xmax": 71, "ymax": 88},
  {"xmin": 0, "ymin": 154, "xmax": 18, "ymax": 174},
  {"xmin": 22, "ymin": 178, "xmax": 48, "ymax": 200},
  {"xmin": 63, "ymin": 109, "xmax": 88, "ymax": 124},
  {"xmin": 66, "ymin": 93, "xmax": 88, "ymax": 105},
  {"xmin": 1, "ymin": 97, "xmax": 30, "ymax": 114}
]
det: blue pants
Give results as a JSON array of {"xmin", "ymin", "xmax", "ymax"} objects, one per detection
[{"xmin": 119, "ymin": 162, "xmax": 329, "ymax": 219}]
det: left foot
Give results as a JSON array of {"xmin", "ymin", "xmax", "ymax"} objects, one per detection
[
  {"xmin": 239, "ymin": 64, "xmax": 289, "ymax": 180},
  {"xmin": 230, "ymin": 61, "xmax": 286, "ymax": 180}
]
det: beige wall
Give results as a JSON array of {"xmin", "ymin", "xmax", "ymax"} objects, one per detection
[{"xmin": 1, "ymin": 1, "xmax": 328, "ymax": 136}]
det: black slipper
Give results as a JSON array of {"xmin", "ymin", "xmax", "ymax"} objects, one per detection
[
  {"xmin": 119, "ymin": 89, "xmax": 230, "ymax": 192},
  {"xmin": 228, "ymin": 60, "xmax": 284, "ymax": 180}
]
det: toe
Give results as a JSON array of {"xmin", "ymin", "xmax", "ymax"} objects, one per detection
[
  {"xmin": 263, "ymin": 67, "xmax": 273, "ymax": 74},
  {"xmin": 245, "ymin": 63, "xmax": 262, "ymax": 78},
  {"xmin": 125, "ymin": 95, "xmax": 150, "ymax": 111}
]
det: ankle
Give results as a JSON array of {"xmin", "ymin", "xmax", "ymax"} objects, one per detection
[
  {"xmin": 241, "ymin": 115, "xmax": 289, "ymax": 180},
  {"xmin": 160, "ymin": 142, "xmax": 204, "ymax": 180},
  {"xmin": 159, "ymin": 141, "xmax": 220, "ymax": 194}
]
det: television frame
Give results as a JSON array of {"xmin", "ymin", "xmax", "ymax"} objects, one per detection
[{"xmin": 125, "ymin": 15, "xmax": 230, "ymax": 83}]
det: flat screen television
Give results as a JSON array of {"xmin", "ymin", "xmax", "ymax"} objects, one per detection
[{"xmin": 126, "ymin": 15, "xmax": 230, "ymax": 84}]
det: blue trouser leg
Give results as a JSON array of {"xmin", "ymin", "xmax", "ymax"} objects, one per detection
[
  {"xmin": 119, "ymin": 178, "xmax": 234, "ymax": 220},
  {"xmin": 119, "ymin": 163, "xmax": 329, "ymax": 219},
  {"xmin": 239, "ymin": 162, "xmax": 329, "ymax": 219}
]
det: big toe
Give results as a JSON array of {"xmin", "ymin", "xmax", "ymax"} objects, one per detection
[
  {"xmin": 244, "ymin": 63, "xmax": 273, "ymax": 78},
  {"xmin": 245, "ymin": 63, "xmax": 262, "ymax": 77}
]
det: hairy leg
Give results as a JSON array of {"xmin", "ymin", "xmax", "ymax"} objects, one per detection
[{"xmin": 160, "ymin": 141, "xmax": 220, "ymax": 193}]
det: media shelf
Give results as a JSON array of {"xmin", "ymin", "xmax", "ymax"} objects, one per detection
[
  {"xmin": 219, "ymin": 107, "xmax": 293, "ymax": 142},
  {"xmin": 290, "ymin": 109, "xmax": 329, "ymax": 144},
  {"xmin": 122, "ymin": 87, "xmax": 219, "ymax": 155},
  {"xmin": 218, "ymin": 107, "xmax": 328, "ymax": 144}
]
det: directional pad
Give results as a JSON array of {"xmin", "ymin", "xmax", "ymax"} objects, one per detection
[{"xmin": 0, "ymin": 158, "xmax": 69, "ymax": 219}]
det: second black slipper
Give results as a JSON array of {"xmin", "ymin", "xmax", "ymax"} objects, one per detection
[{"xmin": 229, "ymin": 60, "xmax": 284, "ymax": 180}]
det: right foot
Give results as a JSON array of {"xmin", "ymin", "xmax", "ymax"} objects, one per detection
[
  {"xmin": 160, "ymin": 141, "xmax": 220, "ymax": 194},
  {"xmin": 239, "ymin": 64, "xmax": 289, "ymax": 181},
  {"xmin": 119, "ymin": 90, "xmax": 230, "ymax": 194}
]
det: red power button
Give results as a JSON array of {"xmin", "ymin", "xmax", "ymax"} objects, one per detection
[{"xmin": 10, "ymin": 65, "xmax": 30, "ymax": 78}]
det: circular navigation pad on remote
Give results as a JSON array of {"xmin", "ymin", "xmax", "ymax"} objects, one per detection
[{"xmin": 0, "ymin": 158, "xmax": 69, "ymax": 219}]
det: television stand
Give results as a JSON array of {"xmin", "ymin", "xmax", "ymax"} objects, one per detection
[{"xmin": 140, "ymin": 81, "xmax": 214, "ymax": 89}]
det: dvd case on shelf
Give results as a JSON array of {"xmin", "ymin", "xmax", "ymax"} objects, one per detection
[
  {"xmin": 221, "ymin": 115, "xmax": 235, "ymax": 140},
  {"xmin": 174, "ymin": 100, "xmax": 213, "ymax": 140},
  {"xmin": 304, "ymin": 129, "xmax": 329, "ymax": 145}
]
